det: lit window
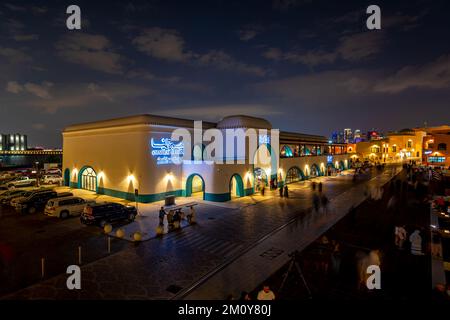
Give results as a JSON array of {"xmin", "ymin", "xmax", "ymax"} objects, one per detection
[
  {"xmin": 428, "ymin": 156, "xmax": 445, "ymax": 163},
  {"xmin": 280, "ymin": 145, "xmax": 293, "ymax": 158}
]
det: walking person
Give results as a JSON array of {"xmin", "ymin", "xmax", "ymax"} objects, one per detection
[
  {"xmin": 173, "ymin": 209, "xmax": 181, "ymax": 229},
  {"xmin": 409, "ymin": 229, "xmax": 424, "ymax": 255},
  {"xmin": 318, "ymin": 182, "xmax": 323, "ymax": 193},
  {"xmin": 311, "ymin": 181, "xmax": 316, "ymax": 191},
  {"xmin": 167, "ymin": 210, "xmax": 174, "ymax": 230},
  {"xmin": 320, "ymin": 194, "xmax": 329, "ymax": 213},
  {"xmin": 284, "ymin": 185, "xmax": 289, "ymax": 198},
  {"xmin": 394, "ymin": 225, "xmax": 407, "ymax": 249},
  {"xmin": 313, "ymin": 193, "xmax": 320, "ymax": 212},
  {"xmin": 257, "ymin": 285, "xmax": 275, "ymax": 300},
  {"xmin": 330, "ymin": 241, "xmax": 342, "ymax": 280},
  {"xmin": 261, "ymin": 185, "xmax": 265, "ymax": 196},
  {"xmin": 279, "ymin": 184, "xmax": 284, "ymax": 197},
  {"xmin": 158, "ymin": 207, "xmax": 166, "ymax": 226}
]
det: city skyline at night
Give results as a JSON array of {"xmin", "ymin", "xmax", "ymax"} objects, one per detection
[{"xmin": 1, "ymin": 0, "xmax": 450, "ymax": 148}]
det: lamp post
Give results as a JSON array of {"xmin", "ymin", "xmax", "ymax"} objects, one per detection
[{"xmin": 35, "ymin": 161, "xmax": 40, "ymax": 187}]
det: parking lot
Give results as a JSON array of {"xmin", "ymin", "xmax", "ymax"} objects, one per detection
[
  {"xmin": 0, "ymin": 169, "xmax": 141, "ymax": 296},
  {"xmin": 0, "ymin": 190, "xmax": 136, "ymax": 296}
]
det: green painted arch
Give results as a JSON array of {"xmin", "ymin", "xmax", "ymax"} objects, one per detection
[
  {"xmin": 229, "ymin": 173, "xmax": 245, "ymax": 197},
  {"xmin": 77, "ymin": 165, "xmax": 98, "ymax": 192},
  {"xmin": 185, "ymin": 173, "xmax": 205, "ymax": 199},
  {"xmin": 285, "ymin": 166, "xmax": 306, "ymax": 184},
  {"xmin": 63, "ymin": 168, "xmax": 70, "ymax": 187},
  {"xmin": 281, "ymin": 145, "xmax": 293, "ymax": 158},
  {"xmin": 253, "ymin": 167, "xmax": 269, "ymax": 186},
  {"xmin": 310, "ymin": 164, "xmax": 321, "ymax": 176}
]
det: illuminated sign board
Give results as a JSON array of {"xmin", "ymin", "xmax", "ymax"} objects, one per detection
[
  {"xmin": 151, "ymin": 138, "xmax": 184, "ymax": 165},
  {"xmin": 258, "ymin": 134, "xmax": 270, "ymax": 145},
  {"xmin": 327, "ymin": 155, "xmax": 333, "ymax": 163},
  {"xmin": 424, "ymin": 150, "xmax": 432, "ymax": 155}
]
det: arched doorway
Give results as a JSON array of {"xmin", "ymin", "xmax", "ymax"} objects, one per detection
[
  {"xmin": 185, "ymin": 174, "xmax": 205, "ymax": 199},
  {"xmin": 253, "ymin": 167, "xmax": 268, "ymax": 192},
  {"xmin": 64, "ymin": 168, "xmax": 70, "ymax": 187},
  {"xmin": 326, "ymin": 163, "xmax": 334, "ymax": 176},
  {"xmin": 253, "ymin": 143, "xmax": 278, "ymax": 190},
  {"xmin": 230, "ymin": 174, "xmax": 244, "ymax": 198},
  {"xmin": 78, "ymin": 166, "xmax": 97, "ymax": 192},
  {"xmin": 285, "ymin": 166, "xmax": 305, "ymax": 184},
  {"xmin": 339, "ymin": 160, "xmax": 345, "ymax": 171},
  {"xmin": 310, "ymin": 164, "xmax": 320, "ymax": 177}
]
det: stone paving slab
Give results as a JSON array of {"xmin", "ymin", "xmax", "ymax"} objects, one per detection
[{"xmin": 179, "ymin": 168, "xmax": 397, "ymax": 299}]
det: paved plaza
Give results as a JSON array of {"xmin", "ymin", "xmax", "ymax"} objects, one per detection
[{"xmin": 2, "ymin": 166, "xmax": 400, "ymax": 299}]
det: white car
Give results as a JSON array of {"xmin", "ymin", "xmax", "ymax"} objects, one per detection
[
  {"xmin": 42, "ymin": 175, "xmax": 63, "ymax": 185},
  {"xmin": 45, "ymin": 196, "xmax": 95, "ymax": 219},
  {"xmin": 46, "ymin": 168, "xmax": 62, "ymax": 175},
  {"xmin": 5, "ymin": 176, "xmax": 36, "ymax": 189}
]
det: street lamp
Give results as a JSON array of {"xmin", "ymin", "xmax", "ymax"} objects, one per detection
[{"xmin": 35, "ymin": 161, "xmax": 40, "ymax": 187}]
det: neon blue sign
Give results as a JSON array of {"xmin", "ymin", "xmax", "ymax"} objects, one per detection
[
  {"xmin": 151, "ymin": 138, "xmax": 184, "ymax": 165},
  {"xmin": 327, "ymin": 155, "xmax": 333, "ymax": 163}
]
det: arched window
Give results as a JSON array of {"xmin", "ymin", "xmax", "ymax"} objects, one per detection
[
  {"xmin": 285, "ymin": 167, "xmax": 304, "ymax": 184},
  {"xmin": 280, "ymin": 145, "xmax": 293, "ymax": 158},
  {"xmin": 438, "ymin": 143, "xmax": 447, "ymax": 151},
  {"xmin": 80, "ymin": 167, "xmax": 97, "ymax": 192}
]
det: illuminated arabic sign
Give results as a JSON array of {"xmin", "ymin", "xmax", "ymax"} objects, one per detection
[
  {"xmin": 424, "ymin": 150, "xmax": 432, "ymax": 155},
  {"xmin": 327, "ymin": 155, "xmax": 333, "ymax": 163},
  {"xmin": 151, "ymin": 138, "xmax": 184, "ymax": 165}
]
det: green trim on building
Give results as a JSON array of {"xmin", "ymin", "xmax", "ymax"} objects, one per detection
[
  {"xmin": 229, "ymin": 173, "xmax": 244, "ymax": 197},
  {"xmin": 97, "ymin": 187, "xmax": 183, "ymax": 203},
  {"xmin": 244, "ymin": 187, "xmax": 254, "ymax": 196},
  {"xmin": 204, "ymin": 192, "xmax": 231, "ymax": 202}
]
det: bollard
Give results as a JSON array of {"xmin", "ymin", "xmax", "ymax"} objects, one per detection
[
  {"xmin": 107, "ymin": 236, "xmax": 111, "ymax": 253},
  {"xmin": 78, "ymin": 246, "xmax": 82, "ymax": 265},
  {"xmin": 41, "ymin": 258, "xmax": 45, "ymax": 279},
  {"xmin": 116, "ymin": 228, "xmax": 125, "ymax": 238},
  {"xmin": 104, "ymin": 224, "xmax": 112, "ymax": 234},
  {"xmin": 133, "ymin": 232, "xmax": 142, "ymax": 242}
]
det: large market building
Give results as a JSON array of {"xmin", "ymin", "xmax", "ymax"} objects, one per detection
[{"xmin": 62, "ymin": 114, "xmax": 349, "ymax": 203}]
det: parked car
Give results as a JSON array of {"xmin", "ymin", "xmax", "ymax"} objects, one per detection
[
  {"xmin": 80, "ymin": 202, "xmax": 137, "ymax": 227},
  {"xmin": 45, "ymin": 196, "xmax": 95, "ymax": 219},
  {"xmin": 14, "ymin": 190, "xmax": 73, "ymax": 214},
  {"xmin": 41, "ymin": 175, "xmax": 63, "ymax": 185},
  {"xmin": 46, "ymin": 168, "xmax": 62, "ymax": 175},
  {"xmin": 3, "ymin": 176, "xmax": 36, "ymax": 189},
  {"xmin": 0, "ymin": 190, "xmax": 32, "ymax": 205}
]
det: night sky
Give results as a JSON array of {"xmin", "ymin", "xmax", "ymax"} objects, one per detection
[{"xmin": 1, "ymin": 0, "xmax": 450, "ymax": 148}]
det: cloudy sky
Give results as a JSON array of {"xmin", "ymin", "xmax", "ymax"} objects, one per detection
[{"xmin": 1, "ymin": 0, "xmax": 450, "ymax": 147}]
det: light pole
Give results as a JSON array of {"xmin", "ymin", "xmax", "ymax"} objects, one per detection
[{"xmin": 35, "ymin": 161, "xmax": 40, "ymax": 187}]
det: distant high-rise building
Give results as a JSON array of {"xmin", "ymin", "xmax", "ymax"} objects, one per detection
[
  {"xmin": 354, "ymin": 129, "xmax": 365, "ymax": 142},
  {"xmin": 343, "ymin": 128, "xmax": 353, "ymax": 143},
  {"xmin": 0, "ymin": 133, "xmax": 27, "ymax": 151}
]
